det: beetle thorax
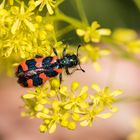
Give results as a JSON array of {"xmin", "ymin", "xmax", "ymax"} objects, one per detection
[{"xmin": 60, "ymin": 54, "xmax": 79, "ymax": 68}]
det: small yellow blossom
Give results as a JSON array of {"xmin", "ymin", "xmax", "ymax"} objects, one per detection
[
  {"xmin": 80, "ymin": 44, "xmax": 110, "ymax": 71},
  {"xmin": 35, "ymin": 0, "xmax": 56, "ymax": 14},
  {"xmin": 34, "ymin": 0, "xmax": 64, "ymax": 15},
  {"xmin": 127, "ymin": 40, "xmax": 140, "ymax": 54},
  {"xmin": 21, "ymin": 79, "xmax": 123, "ymax": 134},
  {"xmin": 112, "ymin": 28, "xmax": 140, "ymax": 55},
  {"xmin": 90, "ymin": 83, "xmax": 123, "ymax": 112},
  {"xmin": 11, "ymin": 2, "xmax": 35, "ymax": 34},
  {"xmin": 112, "ymin": 28, "xmax": 137, "ymax": 43},
  {"xmin": 76, "ymin": 21, "xmax": 111, "ymax": 43},
  {"xmin": 80, "ymin": 44, "xmax": 110, "ymax": 62}
]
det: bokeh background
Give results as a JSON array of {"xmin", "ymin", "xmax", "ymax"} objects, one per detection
[
  {"xmin": 0, "ymin": 0, "xmax": 140, "ymax": 140},
  {"xmin": 64, "ymin": 0, "xmax": 140, "ymax": 29},
  {"xmin": 59, "ymin": 0, "xmax": 140, "ymax": 43}
]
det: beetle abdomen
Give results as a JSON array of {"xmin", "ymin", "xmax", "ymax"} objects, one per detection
[{"xmin": 16, "ymin": 56, "xmax": 62, "ymax": 87}]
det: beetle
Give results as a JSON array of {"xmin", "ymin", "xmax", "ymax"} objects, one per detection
[{"xmin": 15, "ymin": 45, "xmax": 85, "ymax": 87}]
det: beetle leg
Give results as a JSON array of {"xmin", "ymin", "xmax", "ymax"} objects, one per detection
[
  {"xmin": 65, "ymin": 67, "xmax": 71, "ymax": 75},
  {"xmin": 53, "ymin": 48, "xmax": 58, "ymax": 56},
  {"xmin": 59, "ymin": 73, "xmax": 62, "ymax": 84},
  {"xmin": 59, "ymin": 73, "xmax": 63, "ymax": 88},
  {"xmin": 66, "ymin": 67, "xmax": 83, "ymax": 75}
]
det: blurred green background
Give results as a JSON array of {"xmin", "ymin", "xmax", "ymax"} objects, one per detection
[
  {"xmin": 60, "ymin": 0, "xmax": 140, "ymax": 29},
  {"xmin": 59, "ymin": 0, "xmax": 140, "ymax": 43}
]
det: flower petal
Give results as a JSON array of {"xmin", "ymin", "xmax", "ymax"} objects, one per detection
[
  {"xmin": 39, "ymin": 124, "xmax": 48, "ymax": 133},
  {"xmin": 80, "ymin": 120, "xmax": 89, "ymax": 126},
  {"xmin": 97, "ymin": 113, "xmax": 112, "ymax": 119},
  {"xmin": 76, "ymin": 29, "xmax": 85, "ymax": 36},
  {"xmin": 68, "ymin": 122, "xmax": 76, "ymax": 130},
  {"xmin": 111, "ymin": 89, "xmax": 123, "ymax": 97},
  {"xmin": 98, "ymin": 28, "xmax": 111, "ymax": 36},
  {"xmin": 11, "ymin": 19, "xmax": 20, "ymax": 34},
  {"xmin": 91, "ymin": 21, "xmax": 100, "ymax": 30},
  {"xmin": 20, "ymin": 2, "xmax": 25, "ymax": 14},
  {"xmin": 23, "ymin": 94, "xmax": 35, "ymax": 99},
  {"xmin": 92, "ymin": 62, "xmax": 101, "ymax": 72},
  {"xmin": 0, "ymin": 0, "xmax": 5, "ymax": 9},
  {"xmin": 92, "ymin": 83, "xmax": 101, "ymax": 92},
  {"xmin": 24, "ymin": 19, "xmax": 35, "ymax": 32},
  {"xmin": 46, "ymin": 2, "xmax": 54, "ymax": 15},
  {"xmin": 71, "ymin": 82, "xmax": 80, "ymax": 91},
  {"xmin": 49, "ymin": 123, "xmax": 57, "ymax": 134}
]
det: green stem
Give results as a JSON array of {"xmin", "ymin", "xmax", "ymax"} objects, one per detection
[
  {"xmin": 15, "ymin": 0, "xmax": 28, "ymax": 8},
  {"xmin": 48, "ymin": 10, "xmax": 87, "ymax": 29},
  {"xmin": 115, "ymin": 96, "xmax": 140, "ymax": 103},
  {"xmin": 88, "ymin": 96, "xmax": 140, "ymax": 106},
  {"xmin": 133, "ymin": 0, "xmax": 140, "ymax": 11},
  {"xmin": 75, "ymin": 0, "xmax": 89, "ymax": 25},
  {"xmin": 56, "ymin": 25, "xmax": 74, "ymax": 38}
]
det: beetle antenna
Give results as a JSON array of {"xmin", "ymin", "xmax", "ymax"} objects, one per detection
[
  {"xmin": 76, "ymin": 44, "xmax": 81, "ymax": 57},
  {"xmin": 76, "ymin": 44, "xmax": 85, "ymax": 72}
]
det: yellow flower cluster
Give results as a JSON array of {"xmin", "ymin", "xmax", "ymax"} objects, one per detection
[
  {"xmin": 0, "ymin": 0, "xmax": 65, "ymax": 75},
  {"xmin": 112, "ymin": 28, "xmax": 140, "ymax": 54},
  {"xmin": 21, "ymin": 79, "xmax": 123, "ymax": 133},
  {"xmin": 0, "ymin": 0, "xmax": 113, "ymax": 75},
  {"xmin": 127, "ymin": 118, "xmax": 140, "ymax": 140},
  {"xmin": 0, "ymin": 0, "xmax": 57, "ymax": 59},
  {"xmin": 80, "ymin": 44, "xmax": 110, "ymax": 71},
  {"xmin": 76, "ymin": 21, "xmax": 111, "ymax": 43},
  {"xmin": 0, "ymin": 0, "xmax": 124, "ymax": 135},
  {"xmin": 76, "ymin": 21, "xmax": 111, "ymax": 71},
  {"xmin": 34, "ymin": 0, "xmax": 64, "ymax": 15}
]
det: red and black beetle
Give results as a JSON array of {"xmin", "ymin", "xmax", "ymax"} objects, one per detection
[{"xmin": 15, "ymin": 45, "xmax": 85, "ymax": 87}]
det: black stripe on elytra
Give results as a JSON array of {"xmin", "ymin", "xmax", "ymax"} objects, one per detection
[{"xmin": 26, "ymin": 59, "xmax": 36, "ymax": 70}]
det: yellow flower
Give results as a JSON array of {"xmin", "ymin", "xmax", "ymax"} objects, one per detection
[
  {"xmin": 80, "ymin": 44, "xmax": 110, "ymax": 71},
  {"xmin": 0, "ymin": 0, "xmax": 61, "ymax": 60},
  {"xmin": 0, "ymin": 0, "xmax": 5, "ymax": 9},
  {"xmin": 112, "ymin": 28, "xmax": 137, "ymax": 43},
  {"xmin": 21, "ymin": 79, "xmax": 123, "ymax": 134},
  {"xmin": 112, "ymin": 28, "xmax": 140, "ymax": 54},
  {"xmin": 76, "ymin": 21, "xmax": 111, "ymax": 43},
  {"xmin": 81, "ymin": 44, "xmax": 110, "ymax": 62},
  {"xmin": 11, "ymin": 2, "xmax": 35, "ymax": 34},
  {"xmin": 90, "ymin": 83, "xmax": 123, "ymax": 112},
  {"xmin": 127, "ymin": 40, "xmax": 140, "ymax": 54},
  {"xmin": 0, "ymin": 10, "xmax": 11, "ymax": 38},
  {"xmin": 34, "ymin": 0, "xmax": 57, "ymax": 14}
]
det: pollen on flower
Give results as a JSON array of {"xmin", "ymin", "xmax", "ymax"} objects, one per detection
[{"xmin": 21, "ymin": 79, "xmax": 123, "ymax": 134}]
